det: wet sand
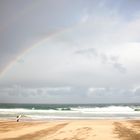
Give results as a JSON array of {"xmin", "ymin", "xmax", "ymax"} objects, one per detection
[{"xmin": 0, "ymin": 120, "xmax": 140, "ymax": 140}]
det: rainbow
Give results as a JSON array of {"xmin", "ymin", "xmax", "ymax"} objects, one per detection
[
  {"xmin": 0, "ymin": 28, "xmax": 65, "ymax": 78},
  {"xmin": 0, "ymin": 1, "xmax": 88, "ymax": 78},
  {"xmin": 0, "ymin": 2, "xmax": 87, "ymax": 78},
  {"xmin": 0, "ymin": 21, "xmax": 85, "ymax": 78}
]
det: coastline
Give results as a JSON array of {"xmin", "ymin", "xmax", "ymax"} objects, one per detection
[{"xmin": 0, "ymin": 119, "xmax": 140, "ymax": 140}]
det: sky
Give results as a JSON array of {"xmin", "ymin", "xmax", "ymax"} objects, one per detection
[{"xmin": 0, "ymin": 0, "xmax": 140, "ymax": 104}]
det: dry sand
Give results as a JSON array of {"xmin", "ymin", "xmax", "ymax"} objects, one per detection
[{"xmin": 0, "ymin": 120, "xmax": 140, "ymax": 140}]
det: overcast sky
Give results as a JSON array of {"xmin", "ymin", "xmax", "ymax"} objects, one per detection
[{"xmin": 0, "ymin": 0, "xmax": 140, "ymax": 104}]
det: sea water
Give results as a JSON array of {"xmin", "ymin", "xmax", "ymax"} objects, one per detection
[{"xmin": 0, "ymin": 103, "xmax": 140, "ymax": 120}]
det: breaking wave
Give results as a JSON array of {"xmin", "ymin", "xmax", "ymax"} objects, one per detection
[{"xmin": 0, "ymin": 104, "xmax": 140, "ymax": 120}]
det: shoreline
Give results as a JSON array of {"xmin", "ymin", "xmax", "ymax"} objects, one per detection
[{"xmin": 0, "ymin": 117, "xmax": 140, "ymax": 121}]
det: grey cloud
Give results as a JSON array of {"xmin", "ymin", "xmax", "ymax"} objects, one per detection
[
  {"xmin": 45, "ymin": 87, "xmax": 71, "ymax": 97},
  {"xmin": 110, "ymin": 55, "xmax": 119, "ymax": 61},
  {"xmin": 5, "ymin": 85, "xmax": 43, "ymax": 97},
  {"xmin": 100, "ymin": 53, "xmax": 108, "ymax": 63},
  {"xmin": 0, "ymin": 0, "xmax": 138, "ymax": 75},
  {"xmin": 0, "ymin": 85, "xmax": 140, "ymax": 103},
  {"xmin": 75, "ymin": 48, "xmax": 127, "ymax": 74},
  {"xmin": 36, "ymin": 89, "xmax": 44, "ymax": 95},
  {"xmin": 100, "ymin": 53, "xmax": 127, "ymax": 73},
  {"xmin": 87, "ymin": 87, "xmax": 133, "ymax": 98},
  {"xmin": 0, "ymin": 0, "xmax": 86, "ymax": 74},
  {"xmin": 0, "ymin": 0, "xmax": 140, "ymax": 104},
  {"xmin": 134, "ymin": 88, "xmax": 140, "ymax": 97},
  {"xmin": 17, "ymin": 58, "xmax": 25, "ymax": 64},
  {"xmin": 109, "ymin": 55, "xmax": 127, "ymax": 73},
  {"xmin": 75, "ymin": 48, "xmax": 98, "ymax": 57},
  {"xmin": 113, "ymin": 62, "xmax": 127, "ymax": 73},
  {"xmin": 87, "ymin": 87, "xmax": 138, "ymax": 103},
  {"xmin": 0, "ymin": 85, "xmax": 88, "ymax": 103},
  {"xmin": 3, "ymin": 86, "xmax": 72, "ymax": 98}
]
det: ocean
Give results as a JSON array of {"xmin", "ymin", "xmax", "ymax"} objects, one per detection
[{"xmin": 0, "ymin": 103, "xmax": 140, "ymax": 120}]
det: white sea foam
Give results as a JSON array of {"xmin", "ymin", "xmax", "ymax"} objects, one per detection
[
  {"xmin": 0, "ymin": 106, "xmax": 140, "ymax": 120},
  {"xmin": 0, "ymin": 108, "xmax": 57, "ymax": 113},
  {"xmin": 71, "ymin": 106, "xmax": 135, "ymax": 113},
  {"xmin": 0, "ymin": 106, "xmax": 139, "ymax": 113}
]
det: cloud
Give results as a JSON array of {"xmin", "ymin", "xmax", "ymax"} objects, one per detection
[
  {"xmin": 87, "ymin": 87, "xmax": 139, "ymax": 103},
  {"xmin": 0, "ymin": 85, "xmax": 88, "ymax": 103},
  {"xmin": 5, "ymin": 85, "xmax": 71, "ymax": 97},
  {"xmin": 71, "ymin": 86, "xmax": 139, "ymax": 103},
  {"xmin": 113, "ymin": 62, "xmax": 126, "ymax": 73},
  {"xmin": 100, "ymin": 53, "xmax": 108, "ymax": 63},
  {"xmin": 1, "ymin": 0, "xmax": 140, "ymax": 103},
  {"xmin": 87, "ymin": 87, "xmax": 106, "ymax": 97},
  {"xmin": 79, "ymin": 8, "xmax": 89, "ymax": 24},
  {"xmin": 134, "ymin": 88, "xmax": 140, "ymax": 97},
  {"xmin": 1, "ymin": 84, "xmax": 140, "ymax": 103},
  {"xmin": 0, "ymin": 0, "xmax": 86, "ymax": 75},
  {"xmin": 75, "ymin": 48, "xmax": 127, "ymax": 74},
  {"xmin": 75, "ymin": 48, "xmax": 98, "ymax": 58},
  {"xmin": 17, "ymin": 58, "xmax": 25, "ymax": 64}
]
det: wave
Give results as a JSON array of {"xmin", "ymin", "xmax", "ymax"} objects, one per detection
[
  {"xmin": 0, "ymin": 106, "xmax": 140, "ymax": 114},
  {"xmin": 0, "ymin": 106, "xmax": 140, "ymax": 120},
  {"xmin": 71, "ymin": 106, "xmax": 136, "ymax": 112}
]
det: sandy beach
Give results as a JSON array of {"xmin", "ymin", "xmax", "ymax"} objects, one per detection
[{"xmin": 0, "ymin": 120, "xmax": 139, "ymax": 140}]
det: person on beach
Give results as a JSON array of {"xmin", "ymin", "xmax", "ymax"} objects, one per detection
[{"xmin": 16, "ymin": 115, "xmax": 21, "ymax": 122}]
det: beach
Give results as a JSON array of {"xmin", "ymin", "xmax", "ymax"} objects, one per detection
[
  {"xmin": 0, "ymin": 120, "xmax": 140, "ymax": 140},
  {"xmin": 0, "ymin": 103, "xmax": 140, "ymax": 139}
]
